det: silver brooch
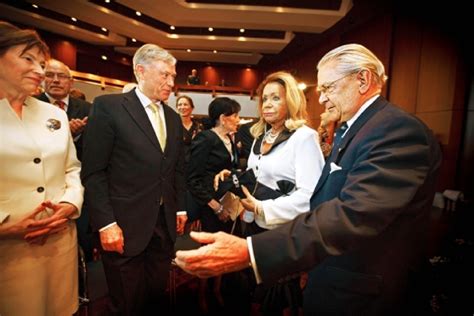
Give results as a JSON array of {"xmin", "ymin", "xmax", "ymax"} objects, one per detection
[{"xmin": 46, "ymin": 118, "xmax": 61, "ymax": 131}]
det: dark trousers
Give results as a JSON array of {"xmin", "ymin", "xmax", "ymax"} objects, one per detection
[{"xmin": 101, "ymin": 206, "xmax": 173, "ymax": 316}]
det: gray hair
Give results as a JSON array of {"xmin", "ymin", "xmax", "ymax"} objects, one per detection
[
  {"xmin": 317, "ymin": 44, "xmax": 388, "ymax": 87},
  {"xmin": 132, "ymin": 44, "xmax": 176, "ymax": 81}
]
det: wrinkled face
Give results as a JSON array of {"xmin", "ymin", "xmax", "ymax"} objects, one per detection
[
  {"xmin": 261, "ymin": 82, "xmax": 288, "ymax": 127},
  {"xmin": 177, "ymin": 97, "xmax": 193, "ymax": 117},
  {"xmin": 317, "ymin": 60, "xmax": 358, "ymax": 123},
  {"xmin": 137, "ymin": 60, "xmax": 176, "ymax": 102},
  {"xmin": 43, "ymin": 60, "xmax": 73, "ymax": 99},
  {"xmin": 0, "ymin": 45, "xmax": 46, "ymax": 96},
  {"xmin": 221, "ymin": 112, "xmax": 240, "ymax": 133}
]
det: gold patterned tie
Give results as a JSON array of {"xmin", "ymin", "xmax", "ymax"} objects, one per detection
[{"xmin": 149, "ymin": 103, "xmax": 166, "ymax": 151}]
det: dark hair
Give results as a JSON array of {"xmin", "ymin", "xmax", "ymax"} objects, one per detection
[
  {"xmin": 208, "ymin": 97, "xmax": 241, "ymax": 127},
  {"xmin": 176, "ymin": 95, "xmax": 194, "ymax": 108},
  {"xmin": 0, "ymin": 21, "xmax": 50, "ymax": 58}
]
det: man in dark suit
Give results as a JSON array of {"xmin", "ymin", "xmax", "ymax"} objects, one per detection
[
  {"xmin": 175, "ymin": 44, "xmax": 442, "ymax": 315},
  {"xmin": 81, "ymin": 44, "xmax": 187, "ymax": 315},
  {"xmin": 36, "ymin": 59, "xmax": 90, "ymax": 161}
]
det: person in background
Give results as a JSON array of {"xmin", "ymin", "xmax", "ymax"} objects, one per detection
[
  {"xmin": 176, "ymin": 43, "xmax": 442, "ymax": 316},
  {"xmin": 318, "ymin": 106, "xmax": 341, "ymax": 158},
  {"xmin": 176, "ymin": 95, "xmax": 203, "ymax": 166},
  {"xmin": 36, "ymin": 58, "xmax": 91, "ymax": 161},
  {"xmin": 70, "ymin": 87, "xmax": 86, "ymax": 101},
  {"xmin": 81, "ymin": 43, "xmax": 187, "ymax": 315},
  {"xmin": 216, "ymin": 71, "xmax": 325, "ymax": 315},
  {"xmin": 187, "ymin": 68, "xmax": 201, "ymax": 85},
  {"xmin": 187, "ymin": 97, "xmax": 241, "ymax": 313},
  {"xmin": 0, "ymin": 21, "xmax": 84, "ymax": 316},
  {"xmin": 235, "ymin": 120, "xmax": 255, "ymax": 168}
]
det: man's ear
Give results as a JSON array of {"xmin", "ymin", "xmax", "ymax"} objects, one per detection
[
  {"xmin": 357, "ymin": 69, "xmax": 370, "ymax": 93},
  {"xmin": 135, "ymin": 64, "xmax": 145, "ymax": 81}
]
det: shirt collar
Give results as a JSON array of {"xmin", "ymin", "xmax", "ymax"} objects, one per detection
[
  {"xmin": 134, "ymin": 87, "xmax": 165, "ymax": 109},
  {"xmin": 345, "ymin": 94, "xmax": 380, "ymax": 130}
]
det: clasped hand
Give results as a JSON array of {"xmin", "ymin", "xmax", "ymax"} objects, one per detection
[{"xmin": 0, "ymin": 200, "xmax": 76, "ymax": 245}]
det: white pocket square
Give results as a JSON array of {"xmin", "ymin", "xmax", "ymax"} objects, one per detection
[{"xmin": 329, "ymin": 162, "xmax": 342, "ymax": 174}]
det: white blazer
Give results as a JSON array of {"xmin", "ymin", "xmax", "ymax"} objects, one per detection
[{"xmin": 0, "ymin": 96, "xmax": 83, "ymax": 316}]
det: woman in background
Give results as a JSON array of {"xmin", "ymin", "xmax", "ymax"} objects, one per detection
[
  {"xmin": 176, "ymin": 95, "xmax": 203, "ymax": 166},
  {"xmin": 0, "ymin": 21, "xmax": 84, "ymax": 315},
  {"xmin": 187, "ymin": 97, "xmax": 241, "ymax": 313}
]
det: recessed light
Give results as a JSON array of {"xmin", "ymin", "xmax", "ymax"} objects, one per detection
[
  {"xmin": 101, "ymin": 27, "xmax": 107, "ymax": 32},
  {"xmin": 101, "ymin": 55, "xmax": 108, "ymax": 61},
  {"xmin": 186, "ymin": 49, "xmax": 191, "ymax": 53},
  {"xmin": 170, "ymin": 26, "xmax": 175, "ymax": 30},
  {"xmin": 135, "ymin": 11, "xmax": 141, "ymax": 16},
  {"xmin": 240, "ymin": 28, "xmax": 245, "ymax": 33},
  {"xmin": 32, "ymin": 4, "xmax": 39, "ymax": 9},
  {"xmin": 105, "ymin": 0, "xmax": 110, "ymax": 3},
  {"xmin": 298, "ymin": 83, "xmax": 307, "ymax": 90},
  {"xmin": 213, "ymin": 50, "xmax": 217, "ymax": 53},
  {"xmin": 131, "ymin": 38, "xmax": 137, "ymax": 42},
  {"xmin": 208, "ymin": 27, "xmax": 213, "ymax": 32},
  {"xmin": 71, "ymin": 17, "xmax": 77, "ymax": 22},
  {"xmin": 238, "ymin": 36, "xmax": 246, "ymax": 41}
]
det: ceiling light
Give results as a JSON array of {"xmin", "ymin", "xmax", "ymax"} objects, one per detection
[
  {"xmin": 213, "ymin": 50, "xmax": 217, "ymax": 53},
  {"xmin": 208, "ymin": 27, "xmax": 213, "ymax": 32},
  {"xmin": 238, "ymin": 37, "xmax": 246, "ymax": 41},
  {"xmin": 101, "ymin": 27, "xmax": 107, "ymax": 32},
  {"xmin": 186, "ymin": 49, "xmax": 191, "ymax": 53},
  {"xmin": 71, "ymin": 17, "xmax": 77, "ymax": 22},
  {"xmin": 298, "ymin": 83, "xmax": 307, "ymax": 90},
  {"xmin": 135, "ymin": 11, "xmax": 141, "ymax": 16},
  {"xmin": 170, "ymin": 26, "xmax": 175, "ymax": 30},
  {"xmin": 168, "ymin": 34, "xmax": 179, "ymax": 39},
  {"xmin": 131, "ymin": 38, "xmax": 137, "ymax": 42},
  {"xmin": 32, "ymin": 4, "xmax": 39, "ymax": 9},
  {"xmin": 240, "ymin": 28, "xmax": 245, "ymax": 33},
  {"xmin": 208, "ymin": 36, "xmax": 216, "ymax": 40},
  {"xmin": 105, "ymin": 0, "xmax": 110, "ymax": 3},
  {"xmin": 101, "ymin": 55, "xmax": 108, "ymax": 61}
]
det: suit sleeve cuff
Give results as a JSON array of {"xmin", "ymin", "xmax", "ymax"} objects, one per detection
[
  {"xmin": 247, "ymin": 236, "xmax": 262, "ymax": 284},
  {"xmin": 177, "ymin": 211, "xmax": 187, "ymax": 216},
  {"xmin": 99, "ymin": 222, "xmax": 117, "ymax": 232}
]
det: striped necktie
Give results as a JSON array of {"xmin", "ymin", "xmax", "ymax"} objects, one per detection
[{"xmin": 149, "ymin": 103, "xmax": 166, "ymax": 151}]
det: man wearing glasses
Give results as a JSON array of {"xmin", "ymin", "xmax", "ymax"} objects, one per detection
[
  {"xmin": 176, "ymin": 44, "xmax": 442, "ymax": 315},
  {"xmin": 36, "ymin": 59, "xmax": 90, "ymax": 161}
]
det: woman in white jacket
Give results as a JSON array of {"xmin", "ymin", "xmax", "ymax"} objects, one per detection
[{"xmin": 0, "ymin": 21, "xmax": 83, "ymax": 316}]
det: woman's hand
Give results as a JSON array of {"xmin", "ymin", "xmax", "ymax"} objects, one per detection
[
  {"xmin": 239, "ymin": 185, "xmax": 257, "ymax": 212},
  {"xmin": 0, "ymin": 202, "xmax": 69, "ymax": 244},
  {"xmin": 213, "ymin": 169, "xmax": 231, "ymax": 191},
  {"xmin": 208, "ymin": 199, "xmax": 230, "ymax": 223},
  {"xmin": 24, "ymin": 200, "xmax": 76, "ymax": 244}
]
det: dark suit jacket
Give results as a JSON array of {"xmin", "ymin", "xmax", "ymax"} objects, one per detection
[
  {"xmin": 251, "ymin": 96, "xmax": 442, "ymax": 315},
  {"xmin": 36, "ymin": 93, "xmax": 91, "ymax": 160},
  {"xmin": 80, "ymin": 90, "xmax": 185, "ymax": 256}
]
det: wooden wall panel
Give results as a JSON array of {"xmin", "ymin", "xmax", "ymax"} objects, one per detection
[{"xmin": 388, "ymin": 17, "xmax": 421, "ymax": 113}]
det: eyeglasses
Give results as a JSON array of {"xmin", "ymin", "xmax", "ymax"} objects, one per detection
[
  {"xmin": 44, "ymin": 72, "xmax": 71, "ymax": 80},
  {"xmin": 317, "ymin": 72, "xmax": 355, "ymax": 95}
]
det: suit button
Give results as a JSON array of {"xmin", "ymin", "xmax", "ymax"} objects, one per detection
[
  {"xmin": 33, "ymin": 158, "xmax": 41, "ymax": 164},
  {"xmin": 37, "ymin": 186, "xmax": 44, "ymax": 193},
  {"xmin": 163, "ymin": 155, "xmax": 167, "ymax": 160}
]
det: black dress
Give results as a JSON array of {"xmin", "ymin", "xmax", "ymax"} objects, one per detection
[
  {"xmin": 187, "ymin": 130, "xmax": 238, "ymax": 233},
  {"xmin": 182, "ymin": 119, "xmax": 203, "ymax": 167}
]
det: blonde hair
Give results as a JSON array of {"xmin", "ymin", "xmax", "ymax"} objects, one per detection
[
  {"xmin": 250, "ymin": 71, "xmax": 307, "ymax": 138},
  {"xmin": 317, "ymin": 43, "xmax": 388, "ymax": 87}
]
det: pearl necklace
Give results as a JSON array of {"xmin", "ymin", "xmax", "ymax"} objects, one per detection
[{"xmin": 263, "ymin": 128, "xmax": 281, "ymax": 144}]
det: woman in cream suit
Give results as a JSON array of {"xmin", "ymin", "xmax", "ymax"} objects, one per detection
[{"xmin": 0, "ymin": 22, "xmax": 84, "ymax": 315}]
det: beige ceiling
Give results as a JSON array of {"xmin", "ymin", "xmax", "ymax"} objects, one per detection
[{"xmin": 0, "ymin": 0, "xmax": 353, "ymax": 65}]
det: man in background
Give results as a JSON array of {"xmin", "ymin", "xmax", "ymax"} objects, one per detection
[
  {"xmin": 36, "ymin": 59, "xmax": 90, "ymax": 160},
  {"xmin": 187, "ymin": 68, "xmax": 201, "ymax": 85}
]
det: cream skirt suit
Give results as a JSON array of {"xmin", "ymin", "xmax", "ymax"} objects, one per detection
[{"xmin": 0, "ymin": 97, "xmax": 83, "ymax": 315}]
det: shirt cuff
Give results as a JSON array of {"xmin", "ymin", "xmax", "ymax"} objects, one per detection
[
  {"xmin": 0, "ymin": 211, "xmax": 9, "ymax": 224},
  {"xmin": 99, "ymin": 222, "xmax": 117, "ymax": 232},
  {"xmin": 177, "ymin": 211, "xmax": 187, "ymax": 216},
  {"xmin": 247, "ymin": 236, "xmax": 262, "ymax": 284}
]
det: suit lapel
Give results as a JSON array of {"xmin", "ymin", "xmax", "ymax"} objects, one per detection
[
  {"xmin": 121, "ymin": 91, "xmax": 162, "ymax": 151},
  {"xmin": 312, "ymin": 96, "xmax": 388, "ymax": 194},
  {"xmin": 66, "ymin": 98, "xmax": 78, "ymax": 119}
]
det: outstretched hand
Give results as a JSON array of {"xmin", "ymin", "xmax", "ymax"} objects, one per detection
[
  {"xmin": 175, "ymin": 231, "xmax": 250, "ymax": 278},
  {"xmin": 213, "ymin": 169, "xmax": 231, "ymax": 191}
]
